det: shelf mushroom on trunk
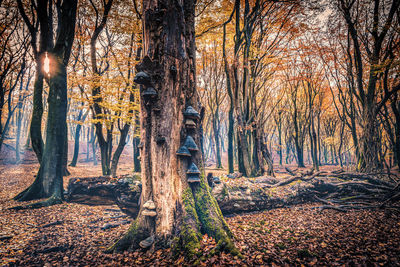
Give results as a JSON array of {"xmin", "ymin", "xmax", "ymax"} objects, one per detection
[
  {"xmin": 142, "ymin": 199, "xmax": 157, "ymax": 217},
  {"xmin": 142, "ymin": 87, "xmax": 157, "ymax": 100},
  {"xmin": 187, "ymin": 162, "xmax": 201, "ymax": 183},
  {"xmin": 183, "ymin": 105, "xmax": 200, "ymax": 120},
  {"xmin": 184, "ymin": 135, "xmax": 199, "ymax": 152},
  {"xmin": 134, "ymin": 71, "xmax": 151, "ymax": 86},
  {"xmin": 185, "ymin": 119, "xmax": 196, "ymax": 129},
  {"xmin": 176, "ymin": 145, "xmax": 191, "ymax": 157}
]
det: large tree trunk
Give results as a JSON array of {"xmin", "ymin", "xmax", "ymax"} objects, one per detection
[
  {"xmin": 391, "ymin": 99, "xmax": 400, "ymax": 169},
  {"xmin": 15, "ymin": 59, "xmax": 69, "ymax": 202},
  {"xmin": 358, "ymin": 104, "xmax": 381, "ymax": 171},
  {"xmin": 14, "ymin": 0, "xmax": 77, "ymax": 204},
  {"xmin": 109, "ymin": 0, "xmax": 237, "ymax": 258}
]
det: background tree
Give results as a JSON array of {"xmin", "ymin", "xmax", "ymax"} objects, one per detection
[
  {"xmin": 336, "ymin": 0, "xmax": 400, "ymax": 171},
  {"xmin": 14, "ymin": 0, "xmax": 78, "ymax": 205}
]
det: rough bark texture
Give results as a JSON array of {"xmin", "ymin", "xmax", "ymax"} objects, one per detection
[
  {"xmin": 29, "ymin": 65, "xmax": 44, "ymax": 163},
  {"xmin": 109, "ymin": 0, "xmax": 237, "ymax": 258}
]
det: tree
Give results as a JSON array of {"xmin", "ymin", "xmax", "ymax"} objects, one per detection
[
  {"xmin": 198, "ymin": 44, "xmax": 226, "ymax": 169},
  {"xmin": 109, "ymin": 0, "xmax": 238, "ymax": 258},
  {"xmin": 223, "ymin": 0, "xmax": 297, "ymax": 176},
  {"xmin": 337, "ymin": 0, "xmax": 400, "ymax": 171},
  {"xmin": 14, "ymin": 0, "xmax": 77, "ymax": 204},
  {"xmin": 0, "ymin": 1, "xmax": 28, "ymax": 153}
]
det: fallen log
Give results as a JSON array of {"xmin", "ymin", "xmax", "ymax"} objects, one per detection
[
  {"xmin": 66, "ymin": 176, "xmax": 141, "ymax": 217},
  {"xmin": 66, "ymin": 176, "xmax": 314, "ymax": 216},
  {"xmin": 65, "ymin": 171, "xmax": 400, "ymax": 217}
]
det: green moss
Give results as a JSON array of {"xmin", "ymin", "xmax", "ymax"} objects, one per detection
[
  {"xmin": 132, "ymin": 174, "xmax": 141, "ymax": 181},
  {"xmin": 191, "ymin": 175, "xmax": 240, "ymax": 256},
  {"xmin": 182, "ymin": 188, "xmax": 200, "ymax": 225},
  {"xmin": 221, "ymin": 185, "xmax": 229, "ymax": 198},
  {"xmin": 174, "ymin": 188, "xmax": 201, "ymax": 259},
  {"xmin": 106, "ymin": 220, "xmax": 140, "ymax": 253}
]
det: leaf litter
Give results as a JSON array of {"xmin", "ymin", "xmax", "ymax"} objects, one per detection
[{"xmin": 1, "ymin": 162, "xmax": 399, "ymax": 266}]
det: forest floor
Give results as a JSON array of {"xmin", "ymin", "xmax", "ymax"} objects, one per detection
[{"xmin": 1, "ymin": 144, "xmax": 400, "ymax": 266}]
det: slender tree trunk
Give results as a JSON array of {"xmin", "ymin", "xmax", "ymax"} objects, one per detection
[
  {"xmin": 133, "ymin": 136, "xmax": 141, "ymax": 172},
  {"xmin": 277, "ymin": 123, "xmax": 282, "ymax": 165},
  {"xmin": 111, "ymin": 124, "xmax": 130, "ymax": 177},
  {"xmin": 86, "ymin": 126, "xmax": 90, "ymax": 162},
  {"xmin": 69, "ymin": 109, "xmax": 88, "ymax": 167},
  {"xmin": 227, "ymin": 109, "xmax": 234, "ymax": 173},
  {"xmin": 15, "ymin": 100, "xmax": 24, "ymax": 162},
  {"xmin": 212, "ymin": 111, "xmax": 222, "ymax": 168}
]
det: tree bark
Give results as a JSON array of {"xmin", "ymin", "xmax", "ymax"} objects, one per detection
[
  {"xmin": 29, "ymin": 64, "xmax": 44, "ymax": 164},
  {"xmin": 109, "ymin": 0, "xmax": 237, "ymax": 258}
]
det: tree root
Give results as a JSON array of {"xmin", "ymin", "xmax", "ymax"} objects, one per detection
[
  {"xmin": 105, "ymin": 220, "xmax": 145, "ymax": 253},
  {"xmin": 9, "ymin": 195, "xmax": 63, "ymax": 211}
]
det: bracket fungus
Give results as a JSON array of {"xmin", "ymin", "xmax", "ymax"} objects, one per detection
[
  {"xmin": 142, "ymin": 87, "xmax": 157, "ymax": 99},
  {"xmin": 143, "ymin": 200, "xmax": 156, "ymax": 210},
  {"xmin": 139, "ymin": 236, "xmax": 154, "ymax": 249},
  {"xmin": 134, "ymin": 71, "xmax": 151, "ymax": 85},
  {"xmin": 187, "ymin": 162, "xmax": 201, "ymax": 174},
  {"xmin": 183, "ymin": 106, "xmax": 200, "ymax": 120},
  {"xmin": 185, "ymin": 119, "xmax": 196, "ymax": 129},
  {"xmin": 183, "ymin": 136, "xmax": 199, "ymax": 152},
  {"xmin": 156, "ymin": 136, "xmax": 166, "ymax": 145},
  {"xmin": 142, "ymin": 209, "xmax": 157, "ymax": 217},
  {"xmin": 138, "ymin": 142, "xmax": 143, "ymax": 149},
  {"xmin": 169, "ymin": 65, "xmax": 177, "ymax": 78},
  {"xmin": 176, "ymin": 145, "xmax": 191, "ymax": 157},
  {"xmin": 187, "ymin": 174, "xmax": 201, "ymax": 183}
]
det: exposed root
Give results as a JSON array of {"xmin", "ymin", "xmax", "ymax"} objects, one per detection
[
  {"xmin": 13, "ymin": 182, "xmax": 41, "ymax": 202},
  {"xmin": 106, "ymin": 219, "xmax": 148, "ymax": 253},
  {"xmin": 9, "ymin": 195, "xmax": 63, "ymax": 210},
  {"xmin": 192, "ymin": 180, "xmax": 240, "ymax": 257}
]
